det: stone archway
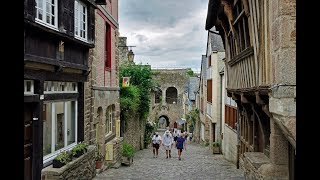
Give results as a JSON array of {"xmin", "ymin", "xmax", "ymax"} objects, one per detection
[{"xmin": 158, "ymin": 115, "xmax": 170, "ymax": 129}]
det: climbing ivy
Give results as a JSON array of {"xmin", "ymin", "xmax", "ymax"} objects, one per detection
[
  {"xmin": 119, "ymin": 63, "xmax": 156, "ymax": 120},
  {"xmin": 186, "ymin": 108, "xmax": 200, "ymax": 133}
]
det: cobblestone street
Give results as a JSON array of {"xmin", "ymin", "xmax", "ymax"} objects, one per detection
[{"xmin": 94, "ymin": 141, "xmax": 245, "ymax": 180}]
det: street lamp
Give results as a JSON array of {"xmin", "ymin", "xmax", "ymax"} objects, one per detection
[{"xmin": 128, "ymin": 49, "xmax": 134, "ymax": 63}]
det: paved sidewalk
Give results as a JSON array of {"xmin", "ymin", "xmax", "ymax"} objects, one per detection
[{"xmin": 94, "ymin": 141, "xmax": 245, "ymax": 180}]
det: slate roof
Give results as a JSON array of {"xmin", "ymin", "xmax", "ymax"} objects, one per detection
[
  {"xmin": 210, "ymin": 27, "xmax": 225, "ymax": 52},
  {"xmin": 188, "ymin": 77, "xmax": 200, "ymax": 101}
]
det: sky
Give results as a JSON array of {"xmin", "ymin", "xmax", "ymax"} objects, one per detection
[{"xmin": 118, "ymin": 0, "xmax": 209, "ymax": 73}]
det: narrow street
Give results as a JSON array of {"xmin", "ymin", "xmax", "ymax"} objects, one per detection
[{"xmin": 94, "ymin": 141, "xmax": 244, "ymax": 180}]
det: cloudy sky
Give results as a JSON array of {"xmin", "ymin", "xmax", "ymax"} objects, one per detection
[{"xmin": 118, "ymin": 0, "xmax": 209, "ymax": 73}]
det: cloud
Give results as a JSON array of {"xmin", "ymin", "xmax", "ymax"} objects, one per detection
[{"xmin": 119, "ymin": 0, "xmax": 208, "ymax": 72}]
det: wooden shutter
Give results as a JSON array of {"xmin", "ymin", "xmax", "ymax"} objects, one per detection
[
  {"xmin": 58, "ymin": 0, "xmax": 74, "ymax": 36},
  {"xmin": 88, "ymin": 6, "xmax": 95, "ymax": 44},
  {"xmin": 207, "ymin": 80, "xmax": 212, "ymax": 103},
  {"xmin": 24, "ymin": 0, "xmax": 36, "ymax": 21}
]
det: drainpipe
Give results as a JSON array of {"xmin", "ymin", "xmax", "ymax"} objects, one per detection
[
  {"xmin": 236, "ymin": 109, "xmax": 240, "ymax": 169},
  {"xmin": 219, "ymin": 74, "xmax": 223, "ymax": 141}
]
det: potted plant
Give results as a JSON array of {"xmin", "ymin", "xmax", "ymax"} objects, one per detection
[
  {"xmin": 121, "ymin": 142, "xmax": 135, "ymax": 166},
  {"xmin": 72, "ymin": 142, "xmax": 88, "ymax": 158},
  {"xmin": 212, "ymin": 141, "xmax": 221, "ymax": 154},
  {"xmin": 95, "ymin": 144, "xmax": 104, "ymax": 169},
  {"xmin": 53, "ymin": 151, "xmax": 72, "ymax": 168}
]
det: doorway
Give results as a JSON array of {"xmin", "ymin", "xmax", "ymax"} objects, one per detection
[{"xmin": 24, "ymin": 104, "xmax": 33, "ymax": 180}]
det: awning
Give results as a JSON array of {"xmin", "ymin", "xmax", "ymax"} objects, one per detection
[{"xmin": 205, "ymin": 0, "xmax": 221, "ymax": 30}]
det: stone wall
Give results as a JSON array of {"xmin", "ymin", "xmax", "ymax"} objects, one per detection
[
  {"xmin": 41, "ymin": 145, "xmax": 96, "ymax": 180},
  {"xmin": 123, "ymin": 113, "xmax": 144, "ymax": 151},
  {"xmin": 105, "ymin": 137, "xmax": 123, "ymax": 168},
  {"xmin": 118, "ymin": 37, "xmax": 129, "ymax": 65},
  {"xmin": 222, "ymin": 125, "xmax": 237, "ymax": 164},
  {"xmin": 269, "ymin": 0, "xmax": 296, "ymax": 144}
]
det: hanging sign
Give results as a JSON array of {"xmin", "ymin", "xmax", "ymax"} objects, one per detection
[{"xmin": 122, "ymin": 77, "xmax": 130, "ymax": 87}]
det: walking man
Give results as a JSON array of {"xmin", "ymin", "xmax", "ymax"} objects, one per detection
[
  {"xmin": 151, "ymin": 132, "xmax": 162, "ymax": 158},
  {"xmin": 162, "ymin": 130, "xmax": 173, "ymax": 158}
]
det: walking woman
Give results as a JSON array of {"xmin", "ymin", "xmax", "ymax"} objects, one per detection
[{"xmin": 175, "ymin": 133, "xmax": 186, "ymax": 160}]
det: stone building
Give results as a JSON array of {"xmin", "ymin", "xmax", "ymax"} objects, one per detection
[
  {"xmin": 84, "ymin": 0, "xmax": 123, "ymax": 170},
  {"xmin": 205, "ymin": 28, "xmax": 225, "ymax": 149},
  {"xmin": 196, "ymin": 55, "xmax": 210, "ymax": 143},
  {"xmin": 183, "ymin": 76, "xmax": 200, "ymax": 132},
  {"xmin": 24, "ymin": 0, "xmax": 102, "ymax": 179},
  {"xmin": 118, "ymin": 36, "xmax": 135, "ymax": 65},
  {"xmin": 148, "ymin": 69, "xmax": 189, "ymax": 130},
  {"xmin": 205, "ymin": 0, "xmax": 296, "ymax": 179}
]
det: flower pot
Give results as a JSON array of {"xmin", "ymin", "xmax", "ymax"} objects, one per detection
[
  {"xmin": 212, "ymin": 146, "xmax": 220, "ymax": 154},
  {"xmin": 52, "ymin": 159, "xmax": 66, "ymax": 168},
  {"xmin": 96, "ymin": 160, "xmax": 103, "ymax": 169},
  {"xmin": 121, "ymin": 156, "xmax": 133, "ymax": 166}
]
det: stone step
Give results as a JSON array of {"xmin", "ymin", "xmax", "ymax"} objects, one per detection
[{"xmin": 110, "ymin": 162, "xmax": 121, "ymax": 169}]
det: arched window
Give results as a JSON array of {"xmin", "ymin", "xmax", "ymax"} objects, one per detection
[
  {"xmin": 106, "ymin": 105, "xmax": 115, "ymax": 135},
  {"xmin": 166, "ymin": 87, "xmax": 178, "ymax": 104}
]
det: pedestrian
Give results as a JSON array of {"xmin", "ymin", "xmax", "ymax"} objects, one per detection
[
  {"xmin": 173, "ymin": 130, "xmax": 178, "ymax": 142},
  {"xmin": 162, "ymin": 130, "xmax": 174, "ymax": 158},
  {"xmin": 175, "ymin": 133, "xmax": 186, "ymax": 160},
  {"xmin": 151, "ymin": 132, "xmax": 162, "ymax": 158},
  {"xmin": 189, "ymin": 132, "xmax": 193, "ymax": 142}
]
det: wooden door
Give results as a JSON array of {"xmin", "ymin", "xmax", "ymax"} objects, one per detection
[{"xmin": 24, "ymin": 104, "xmax": 33, "ymax": 180}]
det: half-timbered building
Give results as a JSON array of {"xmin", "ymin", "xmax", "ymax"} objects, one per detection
[
  {"xmin": 24, "ymin": 0, "xmax": 104, "ymax": 179},
  {"xmin": 205, "ymin": 0, "xmax": 296, "ymax": 179}
]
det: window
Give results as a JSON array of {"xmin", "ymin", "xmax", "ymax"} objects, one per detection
[
  {"xmin": 44, "ymin": 81, "xmax": 78, "ymax": 93},
  {"xmin": 208, "ymin": 55, "xmax": 211, "ymax": 67},
  {"xmin": 24, "ymin": 80, "xmax": 34, "ymax": 94},
  {"xmin": 228, "ymin": 0, "xmax": 251, "ymax": 59},
  {"xmin": 35, "ymin": 0, "xmax": 58, "ymax": 29},
  {"xmin": 106, "ymin": 106, "xmax": 113, "ymax": 135},
  {"xmin": 43, "ymin": 100, "xmax": 77, "ymax": 163},
  {"xmin": 166, "ymin": 87, "xmax": 178, "ymax": 104},
  {"xmin": 225, "ymin": 105, "xmax": 237, "ymax": 130},
  {"xmin": 74, "ymin": 0, "xmax": 88, "ymax": 41}
]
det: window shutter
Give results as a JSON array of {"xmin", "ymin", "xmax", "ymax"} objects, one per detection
[
  {"xmin": 88, "ymin": 6, "xmax": 95, "ymax": 44},
  {"xmin": 58, "ymin": 0, "xmax": 74, "ymax": 36},
  {"xmin": 24, "ymin": 0, "xmax": 36, "ymax": 21}
]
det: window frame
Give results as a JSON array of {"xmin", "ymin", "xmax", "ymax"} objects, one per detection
[
  {"xmin": 105, "ymin": 107, "xmax": 113, "ymax": 137},
  {"xmin": 42, "ymin": 100, "xmax": 78, "ymax": 165},
  {"xmin": 74, "ymin": 0, "xmax": 88, "ymax": 42},
  {"xmin": 35, "ymin": 0, "xmax": 58, "ymax": 30},
  {"xmin": 24, "ymin": 80, "xmax": 34, "ymax": 95}
]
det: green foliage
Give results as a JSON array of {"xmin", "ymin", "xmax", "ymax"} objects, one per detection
[
  {"xmin": 54, "ymin": 151, "xmax": 72, "ymax": 164},
  {"xmin": 120, "ymin": 85, "xmax": 140, "ymax": 112},
  {"xmin": 71, "ymin": 142, "xmax": 88, "ymax": 156},
  {"xmin": 121, "ymin": 142, "xmax": 135, "ymax": 158},
  {"xmin": 119, "ymin": 63, "xmax": 155, "ymax": 123},
  {"xmin": 212, "ymin": 141, "xmax": 221, "ymax": 147},
  {"xmin": 186, "ymin": 68, "xmax": 194, "ymax": 77},
  {"xmin": 186, "ymin": 109, "xmax": 199, "ymax": 133},
  {"xmin": 144, "ymin": 122, "xmax": 155, "ymax": 148}
]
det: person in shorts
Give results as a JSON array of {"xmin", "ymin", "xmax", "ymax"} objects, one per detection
[
  {"xmin": 162, "ymin": 130, "xmax": 174, "ymax": 158},
  {"xmin": 175, "ymin": 133, "xmax": 186, "ymax": 160},
  {"xmin": 151, "ymin": 132, "xmax": 162, "ymax": 158}
]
